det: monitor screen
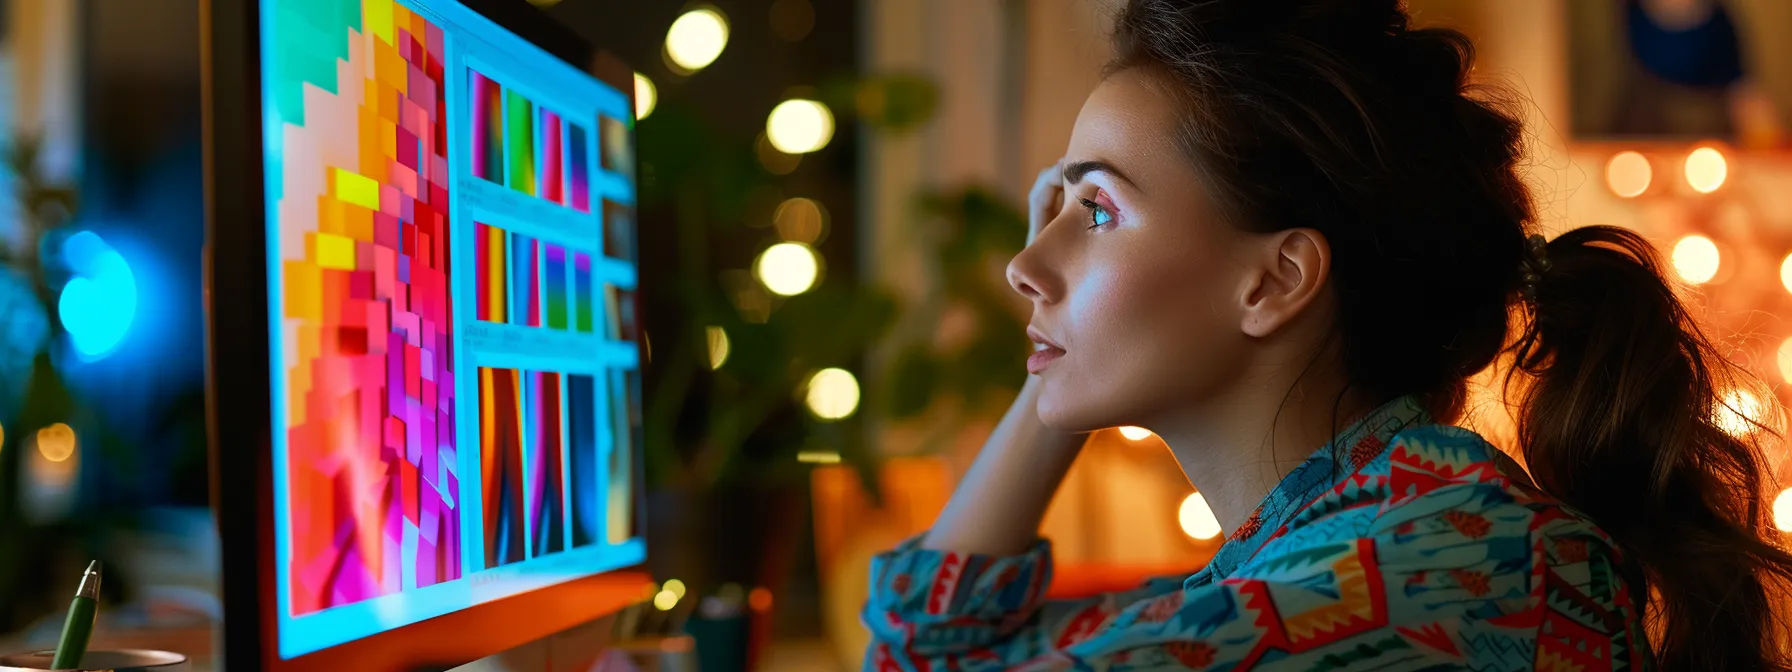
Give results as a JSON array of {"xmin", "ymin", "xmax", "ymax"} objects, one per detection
[{"xmin": 255, "ymin": 0, "xmax": 643, "ymax": 658}]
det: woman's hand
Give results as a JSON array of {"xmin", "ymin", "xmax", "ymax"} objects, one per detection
[{"xmin": 1026, "ymin": 160, "xmax": 1064, "ymax": 247}]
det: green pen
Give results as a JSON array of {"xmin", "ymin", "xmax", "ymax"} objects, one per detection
[{"xmin": 50, "ymin": 560, "xmax": 100, "ymax": 670}]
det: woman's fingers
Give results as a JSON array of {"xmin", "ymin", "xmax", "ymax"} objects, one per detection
[{"xmin": 1027, "ymin": 160, "xmax": 1064, "ymax": 247}]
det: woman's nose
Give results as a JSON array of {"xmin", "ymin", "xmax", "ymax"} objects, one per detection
[{"xmin": 1007, "ymin": 244, "xmax": 1054, "ymax": 303}]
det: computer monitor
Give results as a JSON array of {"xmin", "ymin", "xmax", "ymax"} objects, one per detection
[{"xmin": 203, "ymin": 0, "xmax": 649, "ymax": 668}]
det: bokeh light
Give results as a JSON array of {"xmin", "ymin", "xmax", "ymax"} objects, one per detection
[
  {"xmin": 773, "ymin": 197, "xmax": 827, "ymax": 243},
  {"xmin": 796, "ymin": 450, "xmax": 841, "ymax": 464},
  {"xmin": 754, "ymin": 242, "xmax": 819, "ymax": 296},
  {"xmin": 1604, "ymin": 151, "xmax": 1651, "ymax": 198},
  {"xmin": 804, "ymin": 368, "xmax": 860, "ymax": 421},
  {"xmin": 1670, "ymin": 235, "xmax": 1720, "ymax": 284},
  {"xmin": 59, "ymin": 231, "xmax": 138, "ymax": 360},
  {"xmin": 1684, "ymin": 146, "xmax": 1727, "ymax": 194},
  {"xmin": 634, "ymin": 73, "xmax": 657, "ymax": 120},
  {"xmin": 663, "ymin": 578, "xmax": 687, "ymax": 600},
  {"xmin": 36, "ymin": 423, "xmax": 76, "ymax": 463},
  {"xmin": 665, "ymin": 8, "xmax": 729, "ymax": 73},
  {"xmin": 766, "ymin": 99, "xmax": 834, "ymax": 154},
  {"xmin": 1178, "ymin": 493, "xmax": 1222, "ymax": 540},
  {"xmin": 653, "ymin": 589, "xmax": 678, "ymax": 611},
  {"xmin": 1118, "ymin": 426, "xmax": 1153, "ymax": 441},
  {"xmin": 1715, "ymin": 388, "xmax": 1764, "ymax": 437},
  {"xmin": 1776, "ymin": 488, "xmax": 1792, "ymax": 532},
  {"xmin": 706, "ymin": 326, "xmax": 731, "ymax": 370},
  {"xmin": 769, "ymin": 0, "xmax": 814, "ymax": 41},
  {"xmin": 755, "ymin": 133, "xmax": 801, "ymax": 175},
  {"xmin": 748, "ymin": 587, "xmax": 773, "ymax": 612}
]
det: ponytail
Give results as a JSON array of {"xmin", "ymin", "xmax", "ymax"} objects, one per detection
[{"xmin": 1513, "ymin": 225, "xmax": 1792, "ymax": 670}]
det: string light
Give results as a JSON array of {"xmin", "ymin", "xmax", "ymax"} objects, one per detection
[
  {"xmin": 665, "ymin": 7, "xmax": 729, "ymax": 73},
  {"xmin": 1604, "ymin": 151, "xmax": 1652, "ymax": 198},
  {"xmin": 634, "ymin": 73, "xmax": 657, "ymax": 120},
  {"xmin": 36, "ymin": 423, "xmax": 75, "ymax": 463},
  {"xmin": 1178, "ymin": 493, "xmax": 1222, "ymax": 540},
  {"xmin": 765, "ymin": 99, "xmax": 834, "ymax": 154},
  {"xmin": 753, "ymin": 242, "xmax": 820, "ymax": 296},
  {"xmin": 804, "ymin": 368, "xmax": 860, "ymax": 421},
  {"xmin": 1670, "ymin": 235, "xmax": 1720, "ymax": 284},
  {"xmin": 1683, "ymin": 147, "xmax": 1727, "ymax": 194},
  {"xmin": 706, "ymin": 326, "xmax": 731, "ymax": 370}
]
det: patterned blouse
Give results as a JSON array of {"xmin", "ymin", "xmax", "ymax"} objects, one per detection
[{"xmin": 861, "ymin": 397, "xmax": 1653, "ymax": 671}]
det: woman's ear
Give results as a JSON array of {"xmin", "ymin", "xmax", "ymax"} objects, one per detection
[{"xmin": 1238, "ymin": 228, "xmax": 1330, "ymax": 338}]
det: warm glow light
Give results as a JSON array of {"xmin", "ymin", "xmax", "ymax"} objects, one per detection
[
  {"xmin": 1178, "ymin": 493, "xmax": 1223, "ymax": 540},
  {"xmin": 754, "ymin": 242, "xmax": 819, "ymax": 296},
  {"xmin": 765, "ymin": 99, "xmax": 834, "ymax": 154},
  {"xmin": 36, "ymin": 423, "xmax": 75, "ymax": 463},
  {"xmin": 1716, "ymin": 388, "xmax": 1765, "ymax": 437},
  {"xmin": 1671, "ymin": 235, "xmax": 1720, "ymax": 284},
  {"xmin": 1684, "ymin": 147, "xmax": 1728, "ymax": 193},
  {"xmin": 634, "ymin": 73, "xmax": 657, "ymax": 120},
  {"xmin": 1605, "ymin": 151, "xmax": 1652, "ymax": 198},
  {"xmin": 1118, "ymin": 426, "xmax": 1153, "ymax": 441},
  {"xmin": 652, "ymin": 589, "xmax": 679, "ymax": 611},
  {"xmin": 665, "ymin": 8, "xmax": 729, "ymax": 73},
  {"xmin": 748, "ymin": 587, "xmax": 773, "ymax": 612},
  {"xmin": 663, "ymin": 578, "xmax": 687, "ymax": 600},
  {"xmin": 1776, "ymin": 488, "xmax": 1792, "ymax": 532},
  {"xmin": 706, "ymin": 326, "xmax": 731, "ymax": 370},
  {"xmin": 796, "ymin": 450, "xmax": 842, "ymax": 464},
  {"xmin": 804, "ymin": 368, "xmax": 860, "ymax": 421}
]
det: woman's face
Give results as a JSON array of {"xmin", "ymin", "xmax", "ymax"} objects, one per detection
[{"xmin": 1008, "ymin": 69, "xmax": 1279, "ymax": 432}]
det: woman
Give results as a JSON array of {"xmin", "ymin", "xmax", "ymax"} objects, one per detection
[{"xmin": 862, "ymin": 0, "xmax": 1792, "ymax": 670}]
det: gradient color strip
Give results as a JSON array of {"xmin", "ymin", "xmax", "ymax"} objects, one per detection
[
  {"xmin": 471, "ymin": 71, "xmax": 503, "ymax": 182},
  {"xmin": 572, "ymin": 252, "xmax": 593, "ymax": 333},
  {"xmin": 479, "ymin": 367, "xmax": 526, "ymax": 568},
  {"xmin": 541, "ymin": 109, "xmax": 564, "ymax": 205},
  {"xmin": 527, "ymin": 371, "xmax": 567, "ymax": 557},
  {"xmin": 504, "ymin": 89, "xmax": 535, "ymax": 195},
  {"xmin": 543, "ymin": 243, "xmax": 569, "ymax": 329},
  {"xmin": 567, "ymin": 374, "xmax": 598, "ymax": 547},
  {"xmin": 511, "ymin": 232, "xmax": 539, "ymax": 327},
  {"xmin": 567, "ymin": 123, "xmax": 590, "ymax": 213},
  {"xmin": 475, "ymin": 222, "xmax": 507, "ymax": 322}
]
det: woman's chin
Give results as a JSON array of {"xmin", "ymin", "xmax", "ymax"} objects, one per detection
[{"xmin": 1033, "ymin": 380, "xmax": 1114, "ymax": 434}]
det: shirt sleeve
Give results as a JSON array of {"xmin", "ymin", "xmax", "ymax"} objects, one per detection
[{"xmin": 860, "ymin": 535, "xmax": 1186, "ymax": 672}]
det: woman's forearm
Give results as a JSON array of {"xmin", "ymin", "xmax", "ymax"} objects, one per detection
[{"xmin": 920, "ymin": 378, "xmax": 1087, "ymax": 556}]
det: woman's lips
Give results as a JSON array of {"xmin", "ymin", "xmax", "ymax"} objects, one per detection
[
  {"xmin": 1026, "ymin": 326, "xmax": 1066, "ymax": 374},
  {"xmin": 1027, "ymin": 345, "xmax": 1066, "ymax": 374}
]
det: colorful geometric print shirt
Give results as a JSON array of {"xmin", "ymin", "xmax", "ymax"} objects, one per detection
[{"xmin": 861, "ymin": 396, "xmax": 1653, "ymax": 671}]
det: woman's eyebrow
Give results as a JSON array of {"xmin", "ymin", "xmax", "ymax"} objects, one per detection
[{"xmin": 1062, "ymin": 160, "xmax": 1137, "ymax": 189}]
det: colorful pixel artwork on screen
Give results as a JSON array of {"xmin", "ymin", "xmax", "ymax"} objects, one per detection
[
  {"xmin": 261, "ymin": 0, "xmax": 646, "ymax": 656},
  {"xmin": 273, "ymin": 0, "xmax": 457, "ymax": 615}
]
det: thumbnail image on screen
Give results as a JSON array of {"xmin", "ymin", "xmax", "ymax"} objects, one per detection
[{"xmin": 260, "ymin": 0, "xmax": 643, "ymax": 658}]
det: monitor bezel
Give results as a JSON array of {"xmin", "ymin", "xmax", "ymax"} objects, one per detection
[{"xmin": 202, "ymin": 0, "xmax": 649, "ymax": 668}]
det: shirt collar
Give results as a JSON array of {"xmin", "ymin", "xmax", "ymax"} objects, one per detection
[{"xmin": 1188, "ymin": 395, "xmax": 1430, "ymax": 586}]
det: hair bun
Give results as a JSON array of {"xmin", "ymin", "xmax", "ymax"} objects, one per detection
[{"xmin": 1388, "ymin": 28, "xmax": 1474, "ymax": 98}]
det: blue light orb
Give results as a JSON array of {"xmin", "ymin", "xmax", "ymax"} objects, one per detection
[{"xmin": 58, "ymin": 232, "xmax": 137, "ymax": 360}]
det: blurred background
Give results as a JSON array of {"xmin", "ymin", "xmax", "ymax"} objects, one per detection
[{"xmin": 0, "ymin": 0, "xmax": 1790, "ymax": 670}]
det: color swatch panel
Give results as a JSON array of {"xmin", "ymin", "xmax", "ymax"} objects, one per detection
[
  {"xmin": 277, "ymin": 0, "xmax": 459, "ymax": 615},
  {"xmin": 606, "ymin": 369, "xmax": 640, "ymax": 544},
  {"xmin": 467, "ymin": 68, "xmax": 593, "ymax": 213},
  {"xmin": 573, "ymin": 252, "xmax": 594, "ymax": 333},
  {"xmin": 600, "ymin": 114, "xmax": 631, "ymax": 175}
]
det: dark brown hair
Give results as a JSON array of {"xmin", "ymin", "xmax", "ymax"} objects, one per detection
[{"xmin": 1110, "ymin": 0, "xmax": 1792, "ymax": 669}]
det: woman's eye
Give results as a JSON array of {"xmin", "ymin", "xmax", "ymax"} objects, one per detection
[{"xmin": 1079, "ymin": 198, "xmax": 1114, "ymax": 229}]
